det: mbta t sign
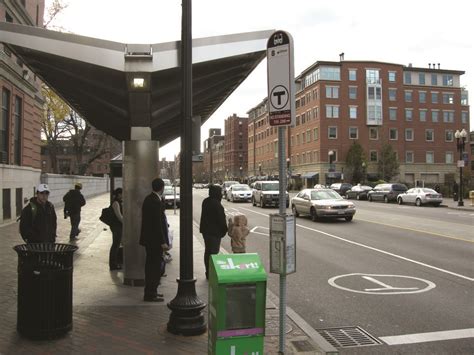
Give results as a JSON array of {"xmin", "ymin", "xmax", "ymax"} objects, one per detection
[{"xmin": 267, "ymin": 31, "xmax": 295, "ymax": 127}]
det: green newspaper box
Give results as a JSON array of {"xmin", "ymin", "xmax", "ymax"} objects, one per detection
[{"xmin": 208, "ymin": 253, "xmax": 267, "ymax": 355}]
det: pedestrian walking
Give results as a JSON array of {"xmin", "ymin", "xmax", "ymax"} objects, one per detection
[
  {"xmin": 63, "ymin": 182, "xmax": 86, "ymax": 240},
  {"xmin": 109, "ymin": 188, "xmax": 123, "ymax": 271},
  {"xmin": 19, "ymin": 183, "xmax": 57, "ymax": 243},
  {"xmin": 227, "ymin": 214, "xmax": 249, "ymax": 253},
  {"xmin": 139, "ymin": 178, "xmax": 169, "ymax": 302},
  {"xmin": 200, "ymin": 184, "xmax": 227, "ymax": 280}
]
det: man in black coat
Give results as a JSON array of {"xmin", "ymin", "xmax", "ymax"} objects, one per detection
[
  {"xmin": 200, "ymin": 184, "xmax": 228, "ymax": 279},
  {"xmin": 63, "ymin": 182, "xmax": 86, "ymax": 240},
  {"xmin": 20, "ymin": 184, "xmax": 57, "ymax": 243},
  {"xmin": 139, "ymin": 178, "xmax": 169, "ymax": 302}
]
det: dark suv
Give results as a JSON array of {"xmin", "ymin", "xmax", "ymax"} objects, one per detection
[
  {"xmin": 367, "ymin": 183, "xmax": 408, "ymax": 203},
  {"xmin": 329, "ymin": 183, "xmax": 353, "ymax": 197}
]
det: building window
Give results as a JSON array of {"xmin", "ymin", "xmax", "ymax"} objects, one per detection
[
  {"xmin": 443, "ymin": 111, "xmax": 454, "ymax": 123},
  {"xmin": 349, "ymin": 106, "xmax": 357, "ymax": 119},
  {"xmin": 405, "ymin": 128, "xmax": 414, "ymax": 141},
  {"xmin": 442, "ymin": 75, "xmax": 453, "ymax": 86},
  {"xmin": 419, "ymin": 109, "xmax": 427, "ymax": 122},
  {"xmin": 426, "ymin": 151, "xmax": 434, "ymax": 164},
  {"xmin": 366, "ymin": 69, "xmax": 380, "ymax": 84},
  {"xmin": 313, "ymin": 128, "xmax": 319, "ymax": 141},
  {"xmin": 445, "ymin": 130, "xmax": 454, "ymax": 142},
  {"xmin": 349, "ymin": 127, "xmax": 358, "ymax": 139},
  {"xmin": 370, "ymin": 150, "xmax": 378, "ymax": 162},
  {"xmin": 405, "ymin": 90, "xmax": 413, "ymax": 102},
  {"xmin": 431, "ymin": 92, "xmax": 438, "ymax": 104},
  {"xmin": 349, "ymin": 69, "xmax": 357, "ymax": 81},
  {"xmin": 442, "ymin": 93, "xmax": 454, "ymax": 104},
  {"xmin": 328, "ymin": 126, "xmax": 337, "ymax": 139},
  {"xmin": 296, "ymin": 134, "xmax": 300, "ymax": 145},
  {"xmin": 431, "ymin": 74, "xmax": 438, "ymax": 86},
  {"xmin": 13, "ymin": 96, "xmax": 22, "ymax": 165},
  {"xmin": 325, "ymin": 86, "xmax": 339, "ymax": 99},
  {"xmin": 461, "ymin": 94, "xmax": 468, "ymax": 106},
  {"xmin": 419, "ymin": 91, "xmax": 426, "ymax": 103},
  {"xmin": 326, "ymin": 105, "xmax": 339, "ymax": 118},
  {"xmin": 431, "ymin": 110, "xmax": 439, "ymax": 122},
  {"xmin": 306, "ymin": 130, "xmax": 311, "ymax": 143},
  {"xmin": 445, "ymin": 152, "xmax": 454, "ymax": 164},
  {"xmin": 389, "ymin": 128, "xmax": 398, "ymax": 140},
  {"xmin": 425, "ymin": 129, "xmax": 434, "ymax": 142},
  {"xmin": 389, "ymin": 107, "xmax": 397, "ymax": 121},
  {"xmin": 404, "ymin": 72, "xmax": 412, "ymax": 84},
  {"xmin": 368, "ymin": 87, "xmax": 381, "ymax": 100},
  {"xmin": 406, "ymin": 151, "xmax": 414, "ymax": 163},
  {"xmin": 418, "ymin": 73, "xmax": 425, "ymax": 85},
  {"xmin": 1, "ymin": 88, "xmax": 10, "ymax": 164},
  {"xmin": 349, "ymin": 86, "xmax": 357, "ymax": 99},
  {"xmin": 388, "ymin": 88, "xmax": 397, "ymax": 101},
  {"xmin": 461, "ymin": 111, "xmax": 468, "ymax": 124},
  {"xmin": 388, "ymin": 71, "xmax": 396, "ymax": 82},
  {"xmin": 369, "ymin": 127, "xmax": 378, "ymax": 140},
  {"xmin": 405, "ymin": 109, "xmax": 413, "ymax": 121}
]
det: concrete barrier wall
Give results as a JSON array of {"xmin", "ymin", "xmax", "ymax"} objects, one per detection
[{"xmin": 40, "ymin": 174, "xmax": 110, "ymax": 206}]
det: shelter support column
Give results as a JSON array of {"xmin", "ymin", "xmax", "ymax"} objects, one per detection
[{"xmin": 123, "ymin": 128, "xmax": 159, "ymax": 286}]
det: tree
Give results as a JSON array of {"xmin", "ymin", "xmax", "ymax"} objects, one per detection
[
  {"xmin": 43, "ymin": 0, "xmax": 68, "ymax": 30},
  {"xmin": 345, "ymin": 141, "xmax": 366, "ymax": 183},
  {"xmin": 378, "ymin": 143, "xmax": 399, "ymax": 181}
]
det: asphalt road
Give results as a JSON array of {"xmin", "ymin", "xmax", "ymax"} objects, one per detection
[{"xmin": 191, "ymin": 189, "xmax": 474, "ymax": 354}]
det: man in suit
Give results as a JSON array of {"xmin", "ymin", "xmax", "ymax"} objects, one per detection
[{"xmin": 139, "ymin": 178, "xmax": 170, "ymax": 302}]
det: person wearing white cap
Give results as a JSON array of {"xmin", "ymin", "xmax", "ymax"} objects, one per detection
[{"xmin": 19, "ymin": 184, "xmax": 57, "ymax": 243}]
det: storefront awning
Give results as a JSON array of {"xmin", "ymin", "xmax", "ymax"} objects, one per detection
[{"xmin": 302, "ymin": 172, "xmax": 318, "ymax": 179}]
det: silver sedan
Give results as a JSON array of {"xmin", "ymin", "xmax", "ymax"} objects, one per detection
[
  {"xmin": 226, "ymin": 184, "xmax": 252, "ymax": 202},
  {"xmin": 397, "ymin": 188, "xmax": 443, "ymax": 207},
  {"xmin": 291, "ymin": 188, "xmax": 356, "ymax": 222}
]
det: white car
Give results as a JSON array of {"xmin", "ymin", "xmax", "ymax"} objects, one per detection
[
  {"xmin": 163, "ymin": 186, "xmax": 180, "ymax": 208},
  {"xmin": 397, "ymin": 188, "xmax": 443, "ymax": 207},
  {"xmin": 226, "ymin": 184, "xmax": 252, "ymax": 202}
]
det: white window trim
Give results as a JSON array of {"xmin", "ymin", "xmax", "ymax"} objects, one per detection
[
  {"xmin": 426, "ymin": 151, "xmax": 434, "ymax": 164},
  {"xmin": 349, "ymin": 127, "xmax": 358, "ymax": 139},
  {"xmin": 425, "ymin": 129, "xmax": 434, "ymax": 142},
  {"xmin": 328, "ymin": 126, "xmax": 338, "ymax": 139},
  {"xmin": 406, "ymin": 151, "xmax": 414, "ymax": 163},
  {"xmin": 370, "ymin": 150, "xmax": 378, "ymax": 162},
  {"xmin": 405, "ymin": 128, "xmax": 414, "ymax": 141},
  {"xmin": 389, "ymin": 128, "xmax": 398, "ymax": 140},
  {"xmin": 369, "ymin": 127, "xmax": 379, "ymax": 140}
]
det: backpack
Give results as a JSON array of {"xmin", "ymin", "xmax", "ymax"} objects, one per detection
[{"xmin": 99, "ymin": 205, "xmax": 116, "ymax": 226}]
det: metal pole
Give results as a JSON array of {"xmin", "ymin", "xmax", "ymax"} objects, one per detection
[
  {"xmin": 458, "ymin": 139, "xmax": 464, "ymax": 206},
  {"xmin": 167, "ymin": 0, "xmax": 206, "ymax": 335},
  {"xmin": 278, "ymin": 126, "xmax": 287, "ymax": 354}
]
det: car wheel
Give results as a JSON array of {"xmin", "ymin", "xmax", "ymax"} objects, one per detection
[
  {"xmin": 368, "ymin": 195, "xmax": 373, "ymax": 202},
  {"xmin": 292, "ymin": 205, "xmax": 299, "ymax": 217},
  {"xmin": 260, "ymin": 198, "xmax": 265, "ymax": 208},
  {"xmin": 310, "ymin": 207, "xmax": 318, "ymax": 222},
  {"xmin": 384, "ymin": 196, "xmax": 389, "ymax": 203},
  {"xmin": 252, "ymin": 197, "xmax": 256, "ymax": 206},
  {"xmin": 345, "ymin": 216, "xmax": 353, "ymax": 222},
  {"xmin": 415, "ymin": 198, "xmax": 422, "ymax": 207},
  {"xmin": 397, "ymin": 197, "xmax": 403, "ymax": 205}
]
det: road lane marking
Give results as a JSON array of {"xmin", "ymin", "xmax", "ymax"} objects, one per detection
[
  {"xmin": 236, "ymin": 207, "xmax": 474, "ymax": 281},
  {"xmin": 362, "ymin": 276, "xmax": 418, "ymax": 291},
  {"xmin": 380, "ymin": 328, "xmax": 474, "ymax": 345},
  {"xmin": 355, "ymin": 217, "xmax": 473, "ymax": 243},
  {"xmin": 250, "ymin": 226, "xmax": 269, "ymax": 236}
]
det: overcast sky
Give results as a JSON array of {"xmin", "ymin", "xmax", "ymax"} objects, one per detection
[{"xmin": 47, "ymin": 0, "xmax": 473, "ymax": 160}]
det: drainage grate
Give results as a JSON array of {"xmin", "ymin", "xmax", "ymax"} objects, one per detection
[{"xmin": 316, "ymin": 326, "xmax": 382, "ymax": 348}]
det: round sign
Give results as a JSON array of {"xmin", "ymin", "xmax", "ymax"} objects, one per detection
[{"xmin": 270, "ymin": 85, "xmax": 289, "ymax": 110}]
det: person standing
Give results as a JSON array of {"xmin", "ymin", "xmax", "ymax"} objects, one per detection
[
  {"xmin": 227, "ymin": 214, "xmax": 249, "ymax": 254},
  {"xmin": 139, "ymin": 178, "xmax": 169, "ymax": 302},
  {"xmin": 20, "ymin": 184, "xmax": 57, "ymax": 243},
  {"xmin": 63, "ymin": 182, "xmax": 86, "ymax": 240},
  {"xmin": 200, "ymin": 185, "xmax": 228, "ymax": 280},
  {"xmin": 109, "ymin": 188, "xmax": 123, "ymax": 271}
]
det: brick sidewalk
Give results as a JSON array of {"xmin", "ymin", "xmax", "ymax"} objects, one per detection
[{"xmin": 0, "ymin": 193, "xmax": 330, "ymax": 354}]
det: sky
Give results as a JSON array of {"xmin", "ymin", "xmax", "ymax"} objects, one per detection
[{"xmin": 46, "ymin": 0, "xmax": 474, "ymax": 160}]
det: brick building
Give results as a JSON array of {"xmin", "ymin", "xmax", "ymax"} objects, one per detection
[
  {"xmin": 248, "ymin": 59, "xmax": 470, "ymax": 187},
  {"xmin": 202, "ymin": 129, "xmax": 225, "ymax": 183},
  {"xmin": 1, "ymin": 0, "xmax": 45, "ymax": 223},
  {"xmin": 224, "ymin": 114, "xmax": 248, "ymax": 181}
]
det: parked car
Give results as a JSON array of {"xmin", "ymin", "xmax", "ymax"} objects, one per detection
[
  {"xmin": 291, "ymin": 188, "xmax": 356, "ymax": 222},
  {"xmin": 163, "ymin": 186, "xmax": 180, "ymax": 208},
  {"xmin": 329, "ymin": 183, "xmax": 353, "ymax": 197},
  {"xmin": 367, "ymin": 183, "xmax": 408, "ymax": 203},
  {"xmin": 397, "ymin": 188, "xmax": 443, "ymax": 207},
  {"xmin": 313, "ymin": 184, "xmax": 327, "ymax": 189},
  {"xmin": 221, "ymin": 181, "xmax": 239, "ymax": 196},
  {"xmin": 252, "ymin": 180, "xmax": 289, "ymax": 208},
  {"xmin": 226, "ymin": 184, "xmax": 252, "ymax": 202},
  {"xmin": 346, "ymin": 184, "xmax": 373, "ymax": 200}
]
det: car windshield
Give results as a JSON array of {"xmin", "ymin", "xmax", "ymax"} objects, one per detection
[
  {"xmin": 262, "ymin": 183, "xmax": 279, "ymax": 191},
  {"xmin": 311, "ymin": 190, "xmax": 342, "ymax": 200},
  {"xmin": 392, "ymin": 184, "xmax": 408, "ymax": 191},
  {"xmin": 224, "ymin": 181, "xmax": 239, "ymax": 187},
  {"xmin": 422, "ymin": 188, "xmax": 437, "ymax": 193},
  {"xmin": 232, "ymin": 185, "xmax": 250, "ymax": 191}
]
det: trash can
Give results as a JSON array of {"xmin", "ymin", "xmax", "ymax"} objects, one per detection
[{"xmin": 13, "ymin": 243, "xmax": 78, "ymax": 340}]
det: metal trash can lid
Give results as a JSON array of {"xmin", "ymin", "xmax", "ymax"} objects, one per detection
[{"xmin": 13, "ymin": 243, "xmax": 78, "ymax": 256}]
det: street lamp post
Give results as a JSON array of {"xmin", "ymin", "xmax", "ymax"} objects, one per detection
[
  {"xmin": 239, "ymin": 166, "xmax": 243, "ymax": 182},
  {"xmin": 286, "ymin": 158, "xmax": 291, "ymax": 190},
  {"xmin": 328, "ymin": 150, "xmax": 335, "ymax": 185},
  {"xmin": 258, "ymin": 163, "xmax": 262, "ymax": 177},
  {"xmin": 361, "ymin": 161, "xmax": 366, "ymax": 184},
  {"xmin": 455, "ymin": 128, "xmax": 467, "ymax": 207}
]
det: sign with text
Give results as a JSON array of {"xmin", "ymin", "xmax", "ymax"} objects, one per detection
[
  {"xmin": 267, "ymin": 31, "xmax": 295, "ymax": 127},
  {"xmin": 269, "ymin": 214, "xmax": 296, "ymax": 274}
]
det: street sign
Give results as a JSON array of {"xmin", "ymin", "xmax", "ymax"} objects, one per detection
[
  {"xmin": 267, "ymin": 31, "xmax": 295, "ymax": 127},
  {"xmin": 269, "ymin": 214, "xmax": 296, "ymax": 274},
  {"xmin": 457, "ymin": 160, "xmax": 465, "ymax": 168}
]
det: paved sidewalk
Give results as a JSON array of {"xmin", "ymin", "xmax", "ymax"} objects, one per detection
[{"xmin": 0, "ymin": 193, "xmax": 331, "ymax": 354}]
